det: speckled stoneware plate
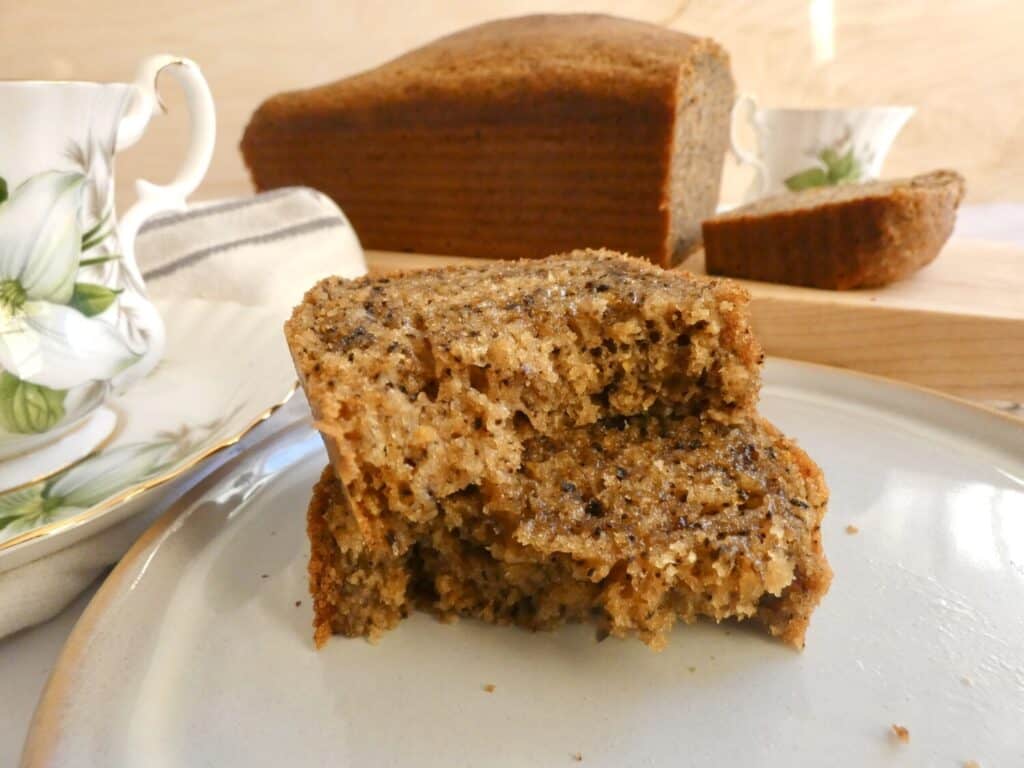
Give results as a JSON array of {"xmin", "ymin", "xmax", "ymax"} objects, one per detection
[
  {"xmin": 22, "ymin": 361, "xmax": 1024, "ymax": 767},
  {"xmin": 0, "ymin": 298, "xmax": 296, "ymax": 572}
]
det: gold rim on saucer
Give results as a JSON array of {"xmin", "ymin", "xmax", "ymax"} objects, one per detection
[
  {"xmin": 0, "ymin": 381, "xmax": 297, "ymax": 555},
  {"xmin": 0, "ymin": 405, "xmax": 123, "ymax": 496}
]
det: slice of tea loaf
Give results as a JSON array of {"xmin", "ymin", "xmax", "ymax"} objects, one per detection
[
  {"xmin": 290, "ymin": 250, "xmax": 832, "ymax": 649},
  {"xmin": 307, "ymin": 409, "xmax": 831, "ymax": 650},
  {"xmin": 242, "ymin": 14, "xmax": 734, "ymax": 265},
  {"xmin": 702, "ymin": 170, "xmax": 966, "ymax": 289},
  {"xmin": 286, "ymin": 250, "xmax": 763, "ymax": 525}
]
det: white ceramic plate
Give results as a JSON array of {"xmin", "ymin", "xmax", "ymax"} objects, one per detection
[
  {"xmin": 23, "ymin": 361, "xmax": 1024, "ymax": 767},
  {"xmin": 0, "ymin": 298, "xmax": 295, "ymax": 571}
]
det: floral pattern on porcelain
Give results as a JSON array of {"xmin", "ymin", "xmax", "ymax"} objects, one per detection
[
  {"xmin": 0, "ymin": 140, "xmax": 142, "ymax": 437},
  {"xmin": 783, "ymin": 126, "xmax": 871, "ymax": 191},
  {"xmin": 0, "ymin": 410, "xmax": 237, "ymax": 543}
]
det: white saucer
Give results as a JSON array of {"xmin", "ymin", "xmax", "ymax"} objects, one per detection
[
  {"xmin": 22, "ymin": 360, "xmax": 1024, "ymax": 767},
  {"xmin": 0, "ymin": 298, "xmax": 296, "ymax": 572},
  {"xmin": 0, "ymin": 407, "xmax": 118, "ymax": 495}
]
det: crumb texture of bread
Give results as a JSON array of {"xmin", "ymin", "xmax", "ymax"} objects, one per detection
[
  {"xmin": 287, "ymin": 251, "xmax": 762, "ymax": 519},
  {"xmin": 702, "ymin": 170, "xmax": 966, "ymax": 289},
  {"xmin": 308, "ymin": 412, "xmax": 831, "ymax": 650},
  {"xmin": 293, "ymin": 250, "xmax": 831, "ymax": 650},
  {"xmin": 241, "ymin": 14, "xmax": 734, "ymax": 265}
]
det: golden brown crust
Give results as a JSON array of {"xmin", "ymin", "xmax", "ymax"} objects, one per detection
[
  {"xmin": 241, "ymin": 14, "xmax": 733, "ymax": 265},
  {"xmin": 702, "ymin": 170, "xmax": 965, "ymax": 289},
  {"xmin": 249, "ymin": 14, "xmax": 715, "ymax": 115},
  {"xmin": 747, "ymin": 417, "xmax": 832, "ymax": 647},
  {"xmin": 306, "ymin": 467, "xmax": 338, "ymax": 648},
  {"xmin": 307, "ymin": 466, "xmax": 411, "ymax": 646}
]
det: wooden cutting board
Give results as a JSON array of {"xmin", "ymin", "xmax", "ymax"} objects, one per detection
[{"xmin": 364, "ymin": 238, "xmax": 1024, "ymax": 404}]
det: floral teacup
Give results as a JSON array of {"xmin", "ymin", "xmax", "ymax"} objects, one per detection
[
  {"xmin": 0, "ymin": 55, "xmax": 215, "ymax": 466},
  {"xmin": 730, "ymin": 94, "xmax": 914, "ymax": 202}
]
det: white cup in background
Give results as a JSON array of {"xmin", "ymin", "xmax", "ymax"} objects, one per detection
[
  {"xmin": 0, "ymin": 56, "xmax": 215, "ymax": 464},
  {"xmin": 730, "ymin": 94, "xmax": 914, "ymax": 203}
]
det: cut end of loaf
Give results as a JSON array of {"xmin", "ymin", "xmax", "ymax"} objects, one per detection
[{"xmin": 665, "ymin": 40, "xmax": 735, "ymax": 264}]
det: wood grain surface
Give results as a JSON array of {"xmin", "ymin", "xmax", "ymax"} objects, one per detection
[{"xmin": 366, "ymin": 238, "xmax": 1024, "ymax": 403}]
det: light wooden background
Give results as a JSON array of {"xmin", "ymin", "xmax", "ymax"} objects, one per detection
[{"xmin": 3, "ymin": 0, "xmax": 1022, "ymax": 209}]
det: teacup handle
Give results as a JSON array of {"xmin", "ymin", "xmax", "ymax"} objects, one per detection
[
  {"xmin": 111, "ymin": 55, "xmax": 216, "ymax": 391},
  {"xmin": 730, "ymin": 93, "xmax": 768, "ymax": 198}
]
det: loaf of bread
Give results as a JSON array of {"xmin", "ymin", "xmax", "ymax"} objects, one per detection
[
  {"xmin": 241, "ymin": 14, "xmax": 735, "ymax": 265},
  {"xmin": 702, "ymin": 170, "xmax": 966, "ymax": 289}
]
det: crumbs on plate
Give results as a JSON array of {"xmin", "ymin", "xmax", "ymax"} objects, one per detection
[{"xmin": 890, "ymin": 724, "xmax": 910, "ymax": 744}]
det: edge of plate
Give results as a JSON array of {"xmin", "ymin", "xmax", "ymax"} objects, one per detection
[
  {"xmin": 0, "ymin": 381, "xmax": 298, "ymax": 557},
  {"xmin": 769, "ymin": 357, "xmax": 1023, "ymax": 425},
  {"xmin": 20, "ymin": 417, "xmax": 316, "ymax": 768}
]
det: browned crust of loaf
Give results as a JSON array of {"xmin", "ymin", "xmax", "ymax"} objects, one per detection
[
  {"xmin": 702, "ymin": 170, "xmax": 966, "ymax": 289},
  {"xmin": 752, "ymin": 417, "xmax": 832, "ymax": 647},
  {"xmin": 307, "ymin": 466, "xmax": 341, "ymax": 648},
  {"xmin": 290, "ymin": 249, "xmax": 750, "ymax": 308},
  {"xmin": 240, "ymin": 14, "xmax": 731, "ymax": 265},
  {"xmin": 242, "ymin": 14, "xmax": 721, "ymax": 123},
  {"xmin": 308, "ymin": 465, "xmax": 411, "ymax": 646}
]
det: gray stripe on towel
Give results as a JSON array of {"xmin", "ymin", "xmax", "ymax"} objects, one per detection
[
  {"xmin": 143, "ymin": 216, "xmax": 344, "ymax": 281},
  {"xmin": 137, "ymin": 187, "xmax": 305, "ymax": 235}
]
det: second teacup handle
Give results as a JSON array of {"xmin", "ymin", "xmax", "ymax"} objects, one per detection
[
  {"xmin": 111, "ymin": 55, "xmax": 216, "ymax": 392},
  {"xmin": 730, "ymin": 93, "xmax": 769, "ymax": 198}
]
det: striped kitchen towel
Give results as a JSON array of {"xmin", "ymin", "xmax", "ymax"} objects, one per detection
[{"xmin": 136, "ymin": 186, "xmax": 366, "ymax": 313}]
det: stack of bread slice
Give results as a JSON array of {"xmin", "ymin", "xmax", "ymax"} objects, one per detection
[{"xmin": 287, "ymin": 251, "xmax": 832, "ymax": 650}]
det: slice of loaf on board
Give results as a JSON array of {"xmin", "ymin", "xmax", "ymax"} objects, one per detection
[{"xmin": 703, "ymin": 170, "xmax": 965, "ymax": 289}]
